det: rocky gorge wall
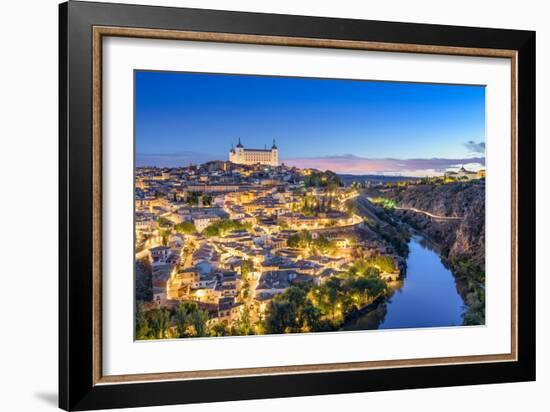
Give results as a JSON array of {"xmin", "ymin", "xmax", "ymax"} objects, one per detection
[{"xmin": 381, "ymin": 181, "xmax": 486, "ymax": 271}]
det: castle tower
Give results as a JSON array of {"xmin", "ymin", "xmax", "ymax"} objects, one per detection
[
  {"xmin": 271, "ymin": 139, "xmax": 278, "ymax": 165},
  {"xmin": 229, "ymin": 143, "xmax": 236, "ymax": 163},
  {"xmin": 236, "ymin": 138, "xmax": 244, "ymax": 160}
]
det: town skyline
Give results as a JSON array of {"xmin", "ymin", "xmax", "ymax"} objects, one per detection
[
  {"xmin": 135, "ymin": 149, "xmax": 485, "ymax": 340},
  {"xmin": 135, "ymin": 71, "xmax": 486, "ymax": 176},
  {"xmin": 136, "ymin": 139, "xmax": 485, "ymax": 177}
]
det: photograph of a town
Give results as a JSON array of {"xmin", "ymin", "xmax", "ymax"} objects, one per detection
[{"xmin": 134, "ymin": 71, "xmax": 486, "ymax": 340}]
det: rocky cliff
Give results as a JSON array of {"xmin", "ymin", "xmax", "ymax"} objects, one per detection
[{"xmin": 380, "ymin": 181, "xmax": 485, "ymax": 271}]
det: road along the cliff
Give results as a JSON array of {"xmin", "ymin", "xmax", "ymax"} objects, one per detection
[{"xmin": 394, "ymin": 206, "xmax": 463, "ymax": 221}]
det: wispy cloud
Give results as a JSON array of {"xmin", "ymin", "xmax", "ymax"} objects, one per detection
[
  {"xmin": 282, "ymin": 154, "xmax": 485, "ymax": 177},
  {"xmin": 464, "ymin": 140, "xmax": 486, "ymax": 154}
]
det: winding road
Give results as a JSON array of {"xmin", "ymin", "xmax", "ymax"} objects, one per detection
[{"xmin": 394, "ymin": 206, "xmax": 463, "ymax": 221}]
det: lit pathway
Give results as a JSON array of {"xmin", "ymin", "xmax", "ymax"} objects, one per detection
[{"xmin": 394, "ymin": 206, "xmax": 463, "ymax": 221}]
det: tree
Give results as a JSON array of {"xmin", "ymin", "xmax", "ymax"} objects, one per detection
[
  {"xmin": 301, "ymin": 196, "xmax": 313, "ymax": 216},
  {"xmin": 264, "ymin": 300, "xmax": 297, "ymax": 334},
  {"xmin": 174, "ymin": 302, "xmax": 193, "ymax": 338},
  {"xmin": 300, "ymin": 303, "xmax": 322, "ymax": 332},
  {"xmin": 203, "ymin": 219, "xmax": 250, "ymax": 238},
  {"xmin": 186, "ymin": 191, "xmax": 201, "ymax": 205},
  {"xmin": 202, "ymin": 224, "xmax": 221, "ymax": 237},
  {"xmin": 311, "ymin": 278, "xmax": 343, "ymax": 320},
  {"xmin": 369, "ymin": 255, "xmax": 397, "ymax": 273},
  {"xmin": 303, "ymin": 170, "xmax": 342, "ymax": 188},
  {"xmin": 299, "ymin": 230, "xmax": 312, "ymax": 248},
  {"xmin": 312, "ymin": 235, "xmax": 336, "ymax": 254},
  {"xmin": 135, "ymin": 257, "xmax": 153, "ymax": 302},
  {"xmin": 286, "ymin": 230, "xmax": 313, "ymax": 249},
  {"xmin": 379, "ymin": 198, "xmax": 396, "ymax": 210},
  {"xmin": 160, "ymin": 229, "xmax": 171, "ymax": 246},
  {"xmin": 345, "ymin": 201, "xmax": 357, "ymax": 217},
  {"xmin": 348, "ymin": 277, "xmax": 387, "ymax": 300},
  {"xmin": 278, "ymin": 221, "xmax": 289, "ymax": 230},
  {"xmin": 135, "ymin": 303, "xmax": 152, "ymax": 340},
  {"xmin": 349, "ymin": 257, "xmax": 395, "ymax": 277},
  {"xmin": 174, "ymin": 301, "xmax": 210, "ymax": 338},
  {"xmin": 233, "ymin": 306, "xmax": 254, "ymax": 335},
  {"xmin": 463, "ymin": 288, "xmax": 485, "ymax": 326},
  {"xmin": 286, "ymin": 286, "xmax": 307, "ymax": 308},
  {"xmin": 190, "ymin": 308, "xmax": 209, "ymax": 337},
  {"xmin": 287, "ymin": 233, "xmax": 301, "ymax": 248},
  {"xmin": 241, "ymin": 260, "xmax": 254, "ymax": 281},
  {"xmin": 174, "ymin": 221, "xmax": 197, "ymax": 235},
  {"xmin": 264, "ymin": 286, "xmax": 316, "ymax": 334},
  {"xmin": 150, "ymin": 308, "xmax": 170, "ymax": 339},
  {"xmin": 157, "ymin": 216, "xmax": 172, "ymax": 228},
  {"xmin": 210, "ymin": 322, "xmax": 228, "ymax": 337},
  {"xmin": 364, "ymin": 266, "xmax": 380, "ymax": 278}
]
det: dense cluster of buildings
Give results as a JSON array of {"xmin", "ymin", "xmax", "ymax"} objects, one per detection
[
  {"xmin": 444, "ymin": 166, "xmax": 486, "ymax": 181},
  {"xmin": 135, "ymin": 143, "xmax": 399, "ymax": 331}
]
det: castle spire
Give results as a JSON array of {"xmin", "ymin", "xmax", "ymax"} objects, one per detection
[
  {"xmin": 236, "ymin": 137, "xmax": 243, "ymax": 148},
  {"xmin": 272, "ymin": 139, "xmax": 277, "ymax": 149}
]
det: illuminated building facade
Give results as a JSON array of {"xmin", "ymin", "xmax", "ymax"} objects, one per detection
[{"xmin": 229, "ymin": 138, "xmax": 278, "ymax": 166}]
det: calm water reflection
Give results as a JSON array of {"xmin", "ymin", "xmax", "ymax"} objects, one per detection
[{"xmin": 342, "ymin": 236, "xmax": 464, "ymax": 331}]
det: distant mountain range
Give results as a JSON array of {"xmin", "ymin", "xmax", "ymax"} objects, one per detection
[{"xmin": 338, "ymin": 174, "xmax": 419, "ymax": 184}]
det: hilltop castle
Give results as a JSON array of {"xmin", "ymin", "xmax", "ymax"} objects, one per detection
[{"xmin": 229, "ymin": 138, "xmax": 279, "ymax": 166}]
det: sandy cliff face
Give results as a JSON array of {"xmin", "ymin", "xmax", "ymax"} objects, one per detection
[{"xmin": 384, "ymin": 182, "xmax": 485, "ymax": 270}]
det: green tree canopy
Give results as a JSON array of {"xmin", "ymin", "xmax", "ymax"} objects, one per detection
[
  {"xmin": 241, "ymin": 260, "xmax": 254, "ymax": 280},
  {"xmin": 160, "ymin": 229, "xmax": 171, "ymax": 246},
  {"xmin": 203, "ymin": 219, "xmax": 252, "ymax": 238},
  {"xmin": 135, "ymin": 303, "xmax": 152, "ymax": 340},
  {"xmin": 263, "ymin": 286, "xmax": 326, "ymax": 334},
  {"xmin": 174, "ymin": 301, "xmax": 210, "ymax": 338},
  {"xmin": 174, "ymin": 221, "xmax": 197, "ymax": 235},
  {"xmin": 186, "ymin": 191, "xmax": 201, "ymax": 205},
  {"xmin": 286, "ymin": 230, "xmax": 313, "ymax": 249},
  {"xmin": 303, "ymin": 170, "xmax": 342, "ymax": 188},
  {"xmin": 150, "ymin": 308, "xmax": 170, "ymax": 339},
  {"xmin": 157, "ymin": 216, "xmax": 173, "ymax": 228}
]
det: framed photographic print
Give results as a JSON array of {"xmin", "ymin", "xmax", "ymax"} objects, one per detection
[{"xmin": 59, "ymin": 1, "xmax": 536, "ymax": 410}]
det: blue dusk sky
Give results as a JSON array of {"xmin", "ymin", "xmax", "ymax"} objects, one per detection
[{"xmin": 135, "ymin": 70, "xmax": 485, "ymax": 176}]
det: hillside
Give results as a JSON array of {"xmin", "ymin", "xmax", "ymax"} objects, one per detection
[{"xmin": 376, "ymin": 181, "xmax": 486, "ymax": 271}]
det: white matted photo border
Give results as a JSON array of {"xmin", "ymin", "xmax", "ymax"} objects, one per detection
[{"xmin": 93, "ymin": 27, "xmax": 517, "ymax": 384}]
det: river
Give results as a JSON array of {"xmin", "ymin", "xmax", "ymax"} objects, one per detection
[{"xmin": 342, "ymin": 236, "xmax": 465, "ymax": 331}]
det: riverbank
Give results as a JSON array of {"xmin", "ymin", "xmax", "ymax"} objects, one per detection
[
  {"xmin": 359, "ymin": 182, "xmax": 486, "ymax": 327},
  {"xmin": 398, "ymin": 218, "xmax": 485, "ymax": 326},
  {"xmin": 342, "ymin": 236, "xmax": 465, "ymax": 330}
]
